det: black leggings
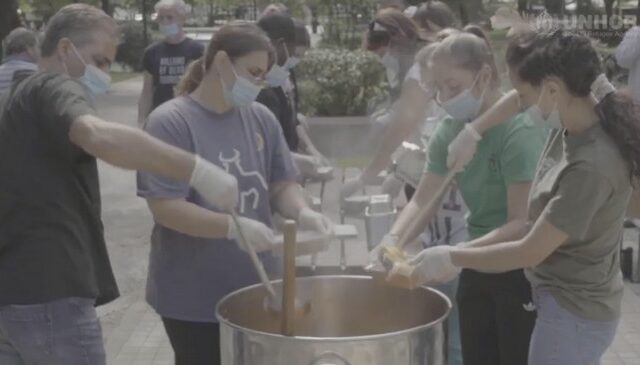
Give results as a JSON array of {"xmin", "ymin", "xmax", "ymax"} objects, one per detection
[
  {"xmin": 456, "ymin": 269, "xmax": 536, "ymax": 365},
  {"xmin": 162, "ymin": 317, "xmax": 220, "ymax": 365}
]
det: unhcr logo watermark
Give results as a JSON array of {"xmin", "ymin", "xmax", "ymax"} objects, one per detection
[{"xmin": 534, "ymin": 11, "xmax": 636, "ymax": 36}]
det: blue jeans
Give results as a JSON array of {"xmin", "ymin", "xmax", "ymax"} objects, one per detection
[
  {"xmin": 434, "ymin": 278, "xmax": 463, "ymax": 365},
  {"xmin": 0, "ymin": 297, "xmax": 105, "ymax": 365},
  {"xmin": 529, "ymin": 290, "xmax": 619, "ymax": 365}
]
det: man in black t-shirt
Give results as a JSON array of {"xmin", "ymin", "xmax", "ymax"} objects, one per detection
[
  {"xmin": 137, "ymin": 0, "xmax": 204, "ymax": 125},
  {"xmin": 0, "ymin": 5, "xmax": 237, "ymax": 364}
]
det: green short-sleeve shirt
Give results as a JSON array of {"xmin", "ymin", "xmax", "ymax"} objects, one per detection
[
  {"xmin": 526, "ymin": 125, "xmax": 630, "ymax": 321},
  {"xmin": 426, "ymin": 114, "xmax": 547, "ymax": 239}
]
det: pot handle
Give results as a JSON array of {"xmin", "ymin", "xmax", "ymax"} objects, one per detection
[{"xmin": 308, "ymin": 351, "xmax": 351, "ymax": 365}]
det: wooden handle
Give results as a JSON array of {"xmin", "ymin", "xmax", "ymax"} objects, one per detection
[
  {"xmin": 397, "ymin": 168, "xmax": 458, "ymax": 250},
  {"xmin": 281, "ymin": 220, "xmax": 297, "ymax": 336}
]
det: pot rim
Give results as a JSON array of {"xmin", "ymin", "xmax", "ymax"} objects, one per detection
[{"xmin": 215, "ymin": 275, "xmax": 452, "ymax": 342}]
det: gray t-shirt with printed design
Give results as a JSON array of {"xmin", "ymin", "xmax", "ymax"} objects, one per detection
[
  {"xmin": 526, "ymin": 125, "xmax": 630, "ymax": 321},
  {"xmin": 137, "ymin": 96, "xmax": 297, "ymax": 322}
]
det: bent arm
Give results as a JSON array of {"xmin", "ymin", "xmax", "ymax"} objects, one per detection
[{"xmin": 146, "ymin": 198, "xmax": 230, "ymax": 239}]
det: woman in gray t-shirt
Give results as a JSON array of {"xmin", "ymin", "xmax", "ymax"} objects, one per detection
[
  {"xmin": 137, "ymin": 22, "xmax": 333, "ymax": 365},
  {"xmin": 398, "ymin": 30, "xmax": 640, "ymax": 365}
]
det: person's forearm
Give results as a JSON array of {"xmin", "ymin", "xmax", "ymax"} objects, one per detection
[
  {"xmin": 148, "ymin": 199, "xmax": 230, "ymax": 239},
  {"xmin": 389, "ymin": 199, "xmax": 421, "ymax": 237},
  {"xmin": 361, "ymin": 112, "xmax": 421, "ymax": 182},
  {"xmin": 70, "ymin": 115, "xmax": 194, "ymax": 181},
  {"xmin": 451, "ymin": 240, "xmax": 532, "ymax": 272},
  {"xmin": 461, "ymin": 218, "xmax": 530, "ymax": 248},
  {"xmin": 271, "ymin": 181, "xmax": 308, "ymax": 220},
  {"xmin": 138, "ymin": 93, "xmax": 152, "ymax": 126},
  {"xmin": 471, "ymin": 90, "xmax": 521, "ymax": 134}
]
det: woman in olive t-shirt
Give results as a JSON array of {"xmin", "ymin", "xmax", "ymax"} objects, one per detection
[{"xmin": 407, "ymin": 30, "xmax": 639, "ymax": 365}]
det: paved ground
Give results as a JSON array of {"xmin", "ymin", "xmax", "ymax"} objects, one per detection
[{"xmin": 96, "ymin": 77, "xmax": 640, "ymax": 364}]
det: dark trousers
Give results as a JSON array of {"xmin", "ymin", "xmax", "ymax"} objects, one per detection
[
  {"xmin": 162, "ymin": 317, "xmax": 220, "ymax": 365},
  {"xmin": 457, "ymin": 269, "xmax": 536, "ymax": 365}
]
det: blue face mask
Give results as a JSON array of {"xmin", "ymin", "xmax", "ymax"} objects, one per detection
[
  {"xmin": 159, "ymin": 23, "xmax": 180, "ymax": 37},
  {"xmin": 265, "ymin": 44, "xmax": 291, "ymax": 87},
  {"xmin": 70, "ymin": 43, "xmax": 111, "ymax": 97},
  {"xmin": 224, "ymin": 65, "xmax": 263, "ymax": 107},
  {"xmin": 526, "ymin": 87, "xmax": 562, "ymax": 129},
  {"xmin": 438, "ymin": 72, "xmax": 486, "ymax": 122}
]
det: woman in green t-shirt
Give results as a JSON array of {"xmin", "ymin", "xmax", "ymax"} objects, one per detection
[
  {"xmin": 408, "ymin": 30, "xmax": 640, "ymax": 365},
  {"xmin": 380, "ymin": 32, "xmax": 547, "ymax": 365}
]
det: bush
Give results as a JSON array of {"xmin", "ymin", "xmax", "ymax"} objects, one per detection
[
  {"xmin": 296, "ymin": 48, "xmax": 388, "ymax": 117},
  {"xmin": 116, "ymin": 21, "xmax": 155, "ymax": 72}
]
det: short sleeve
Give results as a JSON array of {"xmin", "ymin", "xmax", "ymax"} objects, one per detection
[
  {"xmin": 542, "ymin": 166, "xmax": 612, "ymax": 240},
  {"xmin": 35, "ymin": 75, "xmax": 94, "ymax": 155},
  {"xmin": 500, "ymin": 117, "xmax": 546, "ymax": 184},
  {"xmin": 257, "ymin": 107, "xmax": 297, "ymax": 184},
  {"xmin": 137, "ymin": 106, "xmax": 193, "ymax": 199},
  {"xmin": 425, "ymin": 119, "xmax": 456, "ymax": 176}
]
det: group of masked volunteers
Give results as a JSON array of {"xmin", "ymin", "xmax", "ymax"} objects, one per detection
[{"xmin": 0, "ymin": 0, "xmax": 637, "ymax": 364}]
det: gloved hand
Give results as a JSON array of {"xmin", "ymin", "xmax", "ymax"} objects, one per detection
[
  {"xmin": 340, "ymin": 177, "xmax": 364, "ymax": 199},
  {"xmin": 407, "ymin": 245, "xmax": 461, "ymax": 285},
  {"xmin": 226, "ymin": 216, "xmax": 276, "ymax": 253},
  {"xmin": 366, "ymin": 233, "xmax": 399, "ymax": 270},
  {"xmin": 297, "ymin": 207, "xmax": 334, "ymax": 236},
  {"xmin": 295, "ymin": 154, "xmax": 321, "ymax": 177},
  {"xmin": 446, "ymin": 123, "xmax": 482, "ymax": 172},
  {"xmin": 190, "ymin": 155, "xmax": 238, "ymax": 212}
]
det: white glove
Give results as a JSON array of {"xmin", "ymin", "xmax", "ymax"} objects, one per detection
[
  {"xmin": 297, "ymin": 207, "xmax": 334, "ymax": 236},
  {"xmin": 408, "ymin": 246, "xmax": 461, "ymax": 285},
  {"xmin": 295, "ymin": 154, "xmax": 321, "ymax": 176},
  {"xmin": 190, "ymin": 156, "xmax": 238, "ymax": 212},
  {"xmin": 340, "ymin": 177, "xmax": 364, "ymax": 199},
  {"xmin": 367, "ymin": 233, "xmax": 399, "ymax": 270},
  {"xmin": 226, "ymin": 216, "xmax": 276, "ymax": 253},
  {"xmin": 446, "ymin": 123, "xmax": 481, "ymax": 172}
]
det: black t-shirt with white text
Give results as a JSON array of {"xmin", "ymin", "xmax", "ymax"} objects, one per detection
[
  {"xmin": 143, "ymin": 38, "xmax": 204, "ymax": 110},
  {"xmin": 0, "ymin": 72, "xmax": 119, "ymax": 306}
]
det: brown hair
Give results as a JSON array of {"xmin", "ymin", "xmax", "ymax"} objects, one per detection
[
  {"xmin": 365, "ymin": 8, "xmax": 423, "ymax": 52},
  {"xmin": 414, "ymin": 1, "xmax": 457, "ymax": 33},
  {"xmin": 507, "ymin": 30, "xmax": 640, "ymax": 182},
  {"xmin": 176, "ymin": 22, "xmax": 273, "ymax": 95},
  {"xmin": 430, "ymin": 31, "xmax": 500, "ymax": 89}
]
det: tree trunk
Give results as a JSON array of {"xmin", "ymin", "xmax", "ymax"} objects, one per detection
[{"xmin": 0, "ymin": 0, "xmax": 21, "ymax": 59}]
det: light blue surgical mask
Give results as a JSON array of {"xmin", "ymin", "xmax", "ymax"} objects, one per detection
[
  {"xmin": 285, "ymin": 56, "xmax": 301, "ymax": 70},
  {"xmin": 437, "ymin": 72, "xmax": 486, "ymax": 122},
  {"xmin": 159, "ymin": 23, "xmax": 180, "ymax": 37},
  {"xmin": 526, "ymin": 87, "xmax": 562, "ymax": 129},
  {"xmin": 381, "ymin": 51, "xmax": 400, "ymax": 88},
  {"xmin": 223, "ymin": 65, "xmax": 263, "ymax": 107},
  {"xmin": 70, "ymin": 43, "xmax": 111, "ymax": 97},
  {"xmin": 266, "ymin": 44, "xmax": 291, "ymax": 87}
]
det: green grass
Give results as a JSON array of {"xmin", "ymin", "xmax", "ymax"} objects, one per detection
[{"xmin": 110, "ymin": 71, "xmax": 139, "ymax": 83}]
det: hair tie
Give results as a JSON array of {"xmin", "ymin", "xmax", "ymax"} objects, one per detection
[
  {"xmin": 373, "ymin": 22, "xmax": 389, "ymax": 32},
  {"xmin": 591, "ymin": 73, "xmax": 616, "ymax": 101}
]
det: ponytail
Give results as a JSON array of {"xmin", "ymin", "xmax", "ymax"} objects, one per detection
[
  {"xmin": 176, "ymin": 58, "xmax": 204, "ymax": 95},
  {"xmin": 595, "ymin": 90, "xmax": 640, "ymax": 183}
]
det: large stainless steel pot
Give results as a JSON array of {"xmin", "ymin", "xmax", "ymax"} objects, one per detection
[{"xmin": 216, "ymin": 275, "xmax": 451, "ymax": 365}]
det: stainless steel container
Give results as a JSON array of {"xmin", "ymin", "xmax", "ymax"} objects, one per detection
[
  {"xmin": 364, "ymin": 195, "xmax": 397, "ymax": 251},
  {"xmin": 216, "ymin": 276, "xmax": 450, "ymax": 365}
]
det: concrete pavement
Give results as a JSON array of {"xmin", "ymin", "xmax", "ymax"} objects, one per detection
[{"xmin": 96, "ymin": 77, "xmax": 640, "ymax": 364}]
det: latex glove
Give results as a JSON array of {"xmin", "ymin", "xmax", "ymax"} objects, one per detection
[
  {"xmin": 408, "ymin": 246, "xmax": 461, "ymax": 285},
  {"xmin": 366, "ymin": 233, "xmax": 399, "ymax": 270},
  {"xmin": 446, "ymin": 123, "xmax": 482, "ymax": 172},
  {"xmin": 295, "ymin": 154, "xmax": 321, "ymax": 176},
  {"xmin": 340, "ymin": 177, "xmax": 364, "ymax": 199},
  {"xmin": 190, "ymin": 155, "xmax": 238, "ymax": 212},
  {"xmin": 226, "ymin": 216, "xmax": 276, "ymax": 253},
  {"xmin": 298, "ymin": 207, "xmax": 334, "ymax": 236}
]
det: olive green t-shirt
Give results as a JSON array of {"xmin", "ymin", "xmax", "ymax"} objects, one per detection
[
  {"xmin": 426, "ymin": 114, "xmax": 547, "ymax": 239},
  {"xmin": 526, "ymin": 125, "xmax": 630, "ymax": 321}
]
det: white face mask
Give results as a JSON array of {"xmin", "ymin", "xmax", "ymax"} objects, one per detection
[
  {"xmin": 526, "ymin": 87, "xmax": 562, "ymax": 129},
  {"xmin": 222, "ymin": 65, "xmax": 263, "ymax": 107},
  {"xmin": 69, "ymin": 43, "xmax": 112, "ymax": 97}
]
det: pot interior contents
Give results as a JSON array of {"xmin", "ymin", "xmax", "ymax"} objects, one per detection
[{"xmin": 217, "ymin": 276, "xmax": 449, "ymax": 338}]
